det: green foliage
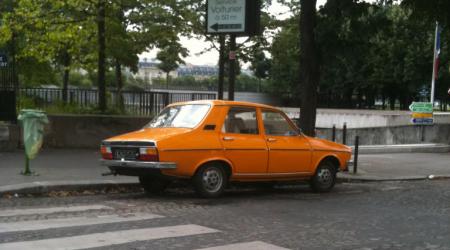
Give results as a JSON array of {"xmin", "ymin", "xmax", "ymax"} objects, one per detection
[
  {"xmin": 68, "ymin": 71, "xmax": 94, "ymax": 88},
  {"xmin": 270, "ymin": 0, "xmax": 449, "ymax": 109},
  {"xmin": 18, "ymin": 95, "xmax": 127, "ymax": 115},
  {"xmin": 157, "ymin": 43, "xmax": 187, "ymax": 73},
  {"xmin": 18, "ymin": 58, "xmax": 58, "ymax": 87},
  {"xmin": 268, "ymin": 16, "xmax": 300, "ymax": 104}
]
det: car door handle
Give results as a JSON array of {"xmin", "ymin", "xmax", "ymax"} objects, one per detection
[
  {"xmin": 267, "ymin": 138, "xmax": 277, "ymax": 142},
  {"xmin": 223, "ymin": 136, "xmax": 234, "ymax": 141}
]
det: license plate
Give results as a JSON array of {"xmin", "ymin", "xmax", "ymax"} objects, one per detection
[{"xmin": 113, "ymin": 148, "xmax": 138, "ymax": 160}]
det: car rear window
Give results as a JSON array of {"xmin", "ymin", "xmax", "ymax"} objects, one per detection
[{"xmin": 146, "ymin": 104, "xmax": 210, "ymax": 128}]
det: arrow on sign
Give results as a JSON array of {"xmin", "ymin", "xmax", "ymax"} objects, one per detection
[
  {"xmin": 210, "ymin": 23, "xmax": 242, "ymax": 31},
  {"xmin": 409, "ymin": 102, "xmax": 433, "ymax": 113},
  {"xmin": 411, "ymin": 118, "xmax": 434, "ymax": 125}
]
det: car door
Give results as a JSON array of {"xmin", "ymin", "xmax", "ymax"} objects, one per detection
[
  {"xmin": 220, "ymin": 106, "xmax": 268, "ymax": 174},
  {"xmin": 261, "ymin": 109, "xmax": 312, "ymax": 174}
]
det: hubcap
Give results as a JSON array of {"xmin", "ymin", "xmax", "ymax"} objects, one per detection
[
  {"xmin": 317, "ymin": 168, "xmax": 333, "ymax": 186},
  {"xmin": 202, "ymin": 167, "xmax": 223, "ymax": 193}
]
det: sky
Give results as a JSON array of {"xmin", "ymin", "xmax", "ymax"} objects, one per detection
[{"xmin": 140, "ymin": 0, "xmax": 328, "ymax": 66}]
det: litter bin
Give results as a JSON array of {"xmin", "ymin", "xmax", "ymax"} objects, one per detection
[{"xmin": 17, "ymin": 109, "xmax": 49, "ymax": 175}]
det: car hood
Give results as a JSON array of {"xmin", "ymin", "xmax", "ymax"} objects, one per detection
[
  {"xmin": 104, "ymin": 127, "xmax": 192, "ymax": 144},
  {"xmin": 307, "ymin": 136, "xmax": 352, "ymax": 153}
]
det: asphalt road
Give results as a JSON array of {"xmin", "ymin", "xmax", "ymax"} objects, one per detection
[{"xmin": 0, "ymin": 180, "xmax": 449, "ymax": 250}]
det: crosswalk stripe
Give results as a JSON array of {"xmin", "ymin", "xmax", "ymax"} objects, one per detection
[
  {"xmin": 0, "ymin": 224, "xmax": 220, "ymax": 250},
  {"xmin": 197, "ymin": 241, "xmax": 290, "ymax": 250},
  {"xmin": 0, "ymin": 205, "xmax": 112, "ymax": 217},
  {"xmin": 0, "ymin": 213, "xmax": 163, "ymax": 233}
]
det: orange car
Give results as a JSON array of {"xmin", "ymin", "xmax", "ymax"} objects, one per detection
[{"xmin": 101, "ymin": 100, "xmax": 351, "ymax": 198}]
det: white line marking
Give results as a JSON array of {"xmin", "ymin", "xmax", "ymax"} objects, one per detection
[
  {"xmin": 0, "ymin": 224, "xmax": 219, "ymax": 250},
  {"xmin": 0, "ymin": 213, "xmax": 163, "ymax": 233},
  {"xmin": 197, "ymin": 241, "xmax": 290, "ymax": 250},
  {"xmin": 0, "ymin": 205, "xmax": 112, "ymax": 217}
]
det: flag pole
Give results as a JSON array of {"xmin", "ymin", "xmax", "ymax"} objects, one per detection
[{"xmin": 430, "ymin": 21, "xmax": 439, "ymax": 105}]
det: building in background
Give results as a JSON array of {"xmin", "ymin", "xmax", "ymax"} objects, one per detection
[
  {"xmin": 177, "ymin": 65, "xmax": 218, "ymax": 79},
  {"xmin": 136, "ymin": 59, "xmax": 177, "ymax": 85},
  {"xmin": 136, "ymin": 58, "xmax": 219, "ymax": 85}
]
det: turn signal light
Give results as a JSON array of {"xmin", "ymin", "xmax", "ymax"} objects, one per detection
[
  {"xmin": 101, "ymin": 146, "xmax": 112, "ymax": 160},
  {"xmin": 139, "ymin": 147, "xmax": 159, "ymax": 162}
]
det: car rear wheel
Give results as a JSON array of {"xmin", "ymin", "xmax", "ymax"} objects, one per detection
[
  {"xmin": 193, "ymin": 163, "xmax": 227, "ymax": 198},
  {"xmin": 310, "ymin": 161, "xmax": 336, "ymax": 192},
  {"xmin": 139, "ymin": 176, "xmax": 170, "ymax": 195}
]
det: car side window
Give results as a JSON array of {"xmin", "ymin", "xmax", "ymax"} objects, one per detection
[
  {"xmin": 222, "ymin": 107, "xmax": 259, "ymax": 134},
  {"xmin": 262, "ymin": 110, "xmax": 298, "ymax": 136}
]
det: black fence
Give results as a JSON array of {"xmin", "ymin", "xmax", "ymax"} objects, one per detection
[
  {"xmin": 0, "ymin": 65, "xmax": 17, "ymax": 122},
  {"xmin": 20, "ymin": 88, "xmax": 216, "ymax": 115}
]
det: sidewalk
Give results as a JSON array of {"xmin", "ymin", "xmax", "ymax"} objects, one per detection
[
  {"xmin": 0, "ymin": 149, "xmax": 138, "ymax": 195},
  {"xmin": 339, "ymin": 153, "xmax": 450, "ymax": 181},
  {"xmin": 1, "ymin": 146, "xmax": 449, "ymax": 195}
]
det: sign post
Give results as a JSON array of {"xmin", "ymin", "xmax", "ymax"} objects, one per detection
[
  {"xmin": 409, "ymin": 102, "xmax": 434, "ymax": 125},
  {"xmin": 206, "ymin": 0, "xmax": 261, "ymax": 101}
]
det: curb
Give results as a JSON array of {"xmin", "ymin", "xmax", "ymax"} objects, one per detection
[
  {"xmin": 0, "ymin": 180, "xmax": 140, "ymax": 196},
  {"xmin": 353, "ymin": 144, "xmax": 450, "ymax": 154},
  {"xmin": 2, "ymin": 175, "xmax": 450, "ymax": 196},
  {"xmin": 337, "ymin": 174, "xmax": 450, "ymax": 183}
]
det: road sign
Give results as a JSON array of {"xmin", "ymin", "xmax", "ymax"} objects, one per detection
[
  {"xmin": 409, "ymin": 102, "xmax": 433, "ymax": 113},
  {"xmin": 0, "ymin": 54, "xmax": 7, "ymax": 67},
  {"xmin": 411, "ymin": 117, "xmax": 434, "ymax": 125},
  {"xmin": 207, "ymin": 0, "xmax": 246, "ymax": 33},
  {"xmin": 206, "ymin": 0, "xmax": 260, "ymax": 36},
  {"xmin": 411, "ymin": 112, "xmax": 433, "ymax": 119}
]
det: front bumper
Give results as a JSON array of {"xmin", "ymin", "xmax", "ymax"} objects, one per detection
[{"xmin": 100, "ymin": 159, "xmax": 177, "ymax": 176}]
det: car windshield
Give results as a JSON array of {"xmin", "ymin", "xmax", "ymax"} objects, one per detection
[{"xmin": 146, "ymin": 104, "xmax": 210, "ymax": 128}]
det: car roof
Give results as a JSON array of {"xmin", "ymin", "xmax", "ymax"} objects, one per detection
[{"xmin": 168, "ymin": 100, "xmax": 279, "ymax": 110}]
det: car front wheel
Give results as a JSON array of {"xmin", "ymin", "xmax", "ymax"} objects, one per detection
[
  {"xmin": 310, "ymin": 161, "xmax": 337, "ymax": 192},
  {"xmin": 193, "ymin": 163, "xmax": 227, "ymax": 198}
]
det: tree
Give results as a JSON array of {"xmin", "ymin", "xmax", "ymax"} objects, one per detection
[
  {"xmin": 156, "ymin": 43, "xmax": 187, "ymax": 89},
  {"xmin": 269, "ymin": 16, "xmax": 300, "ymax": 105},
  {"xmin": 250, "ymin": 49, "xmax": 271, "ymax": 92},
  {"xmin": 299, "ymin": 0, "xmax": 320, "ymax": 136}
]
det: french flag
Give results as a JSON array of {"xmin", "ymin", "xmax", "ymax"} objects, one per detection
[{"xmin": 434, "ymin": 23, "xmax": 441, "ymax": 80}]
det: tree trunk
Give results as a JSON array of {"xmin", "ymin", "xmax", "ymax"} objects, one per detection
[
  {"xmin": 166, "ymin": 72, "xmax": 170, "ymax": 89},
  {"xmin": 62, "ymin": 50, "xmax": 71, "ymax": 104},
  {"xmin": 258, "ymin": 78, "xmax": 261, "ymax": 92},
  {"xmin": 389, "ymin": 96, "xmax": 396, "ymax": 110},
  {"xmin": 299, "ymin": 0, "xmax": 319, "ymax": 136},
  {"xmin": 97, "ymin": 0, "xmax": 106, "ymax": 112},
  {"xmin": 115, "ymin": 58, "xmax": 124, "ymax": 112}
]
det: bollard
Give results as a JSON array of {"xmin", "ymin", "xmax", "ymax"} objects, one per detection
[
  {"xmin": 332, "ymin": 124, "xmax": 336, "ymax": 142},
  {"xmin": 342, "ymin": 122, "xmax": 347, "ymax": 145},
  {"xmin": 354, "ymin": 136, "xmax": 359, "ymax": 174}
]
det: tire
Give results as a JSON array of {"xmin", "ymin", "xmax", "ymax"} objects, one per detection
[
  {"xmin": 193, "ymin": 163, "xmax": 228, "ymax": 198},
  {"xmin": 139, "ymin": 176, "xmax": 170, "ymax": 195},
  {"xmin": 310, "ymin": 161, "xmax": 337, "ymax": 193}
]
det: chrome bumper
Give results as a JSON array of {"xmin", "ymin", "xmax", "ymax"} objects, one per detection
[{"xmin": 100, "ymin": 159, "xmax": 177, "ymax": 169}]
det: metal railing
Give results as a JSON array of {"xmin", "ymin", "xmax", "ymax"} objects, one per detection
[{"xmin": 20, "ymin": 88, "xmax": 216, "ymax": 115}]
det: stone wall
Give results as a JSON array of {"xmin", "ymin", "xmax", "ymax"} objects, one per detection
[
  {"xmin": 1, "ymin": 115, "xmax": 151, "ymax": 150},
  {"xmin": 44, "ymin": 114, "xmax": 151, "ymax": 148},
  {"xmin": 317, "ymin": 124, "xmax": 450, "ymax": 146},
  {"xmin": 2, "ymin": 112, "xmax": 450, "ymax": 151},
  {"xmin": 281, "ymin": 108, "xmax": 450, "ymax": 128}
]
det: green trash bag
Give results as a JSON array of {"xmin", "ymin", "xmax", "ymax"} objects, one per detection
[{"xmin": 18, "ymin": 109, "xmax": 49, "ymax": 160}]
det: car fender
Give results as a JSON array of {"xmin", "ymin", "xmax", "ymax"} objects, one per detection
[
  {"xmin": 312, "ymin": 151, "xmax": 344, "ymax": 172},
  {"xmin": 193, "ymin": 157, "xmax": 235, "ymax": 176}
]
